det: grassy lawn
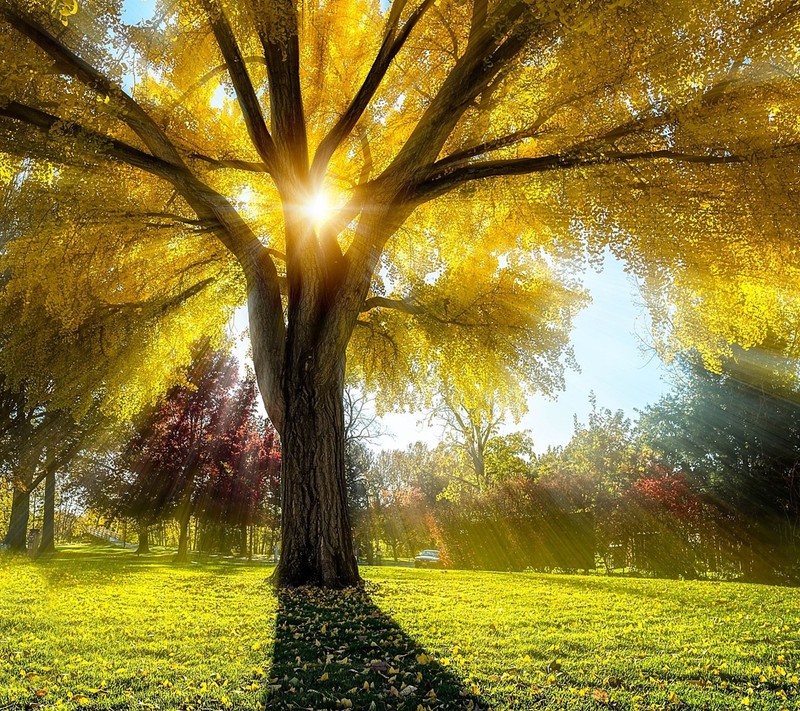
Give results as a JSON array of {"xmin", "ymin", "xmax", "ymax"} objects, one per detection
[{"xmin": 0, "ymin": 545, "xmax": 797, "ymax": 710}]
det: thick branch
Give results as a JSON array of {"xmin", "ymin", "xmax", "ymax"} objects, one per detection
[
  {"xmin": 202, "ymin": 0, "xmax": 277, "ymax": 172},
  {"xmin": 414, "ymin": 148, "xmax": 759, "ymax": 202},
  {"xmin": 469, "ymin": 0, "xmax": 488, "ymax": 41},
  {"xmin": 173, "ymin": 55, "xmax": 267, "ymax": 110},
  {"xmin": 310, "ymin": 0, "xmax": 436, "ymax": 185},
  {"xmin": 0, "ymin": 100, "xmax": 183, "ymax": 181},
  {"xmin": 94, "ymin": 277, "xmax": 216, "ymax": 316},
  {"xmin": 382, "ymin": 0, "xmax": 532, "ymax": 182},
  {"xmin": 360, "ymin": 296, "xmax": 423, "ymax": 314},
  {"xmin": 2, "ymin": 7, "xmax": 184, "ymax": 165},
  {"xmin": 189, "ymin": 152, "xmax": 270, "ymax": 173},
  {"xmin": 249, "ymin": 0, "xmax": 308, "ymax": 177}
]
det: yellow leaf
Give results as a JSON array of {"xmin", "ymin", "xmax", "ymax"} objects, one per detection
[{"xmin": 592, "ymin": 689, "xmax": 609, "ymax": 704}]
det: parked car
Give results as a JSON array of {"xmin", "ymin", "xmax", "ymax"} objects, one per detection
[{"xmin": 414, "ymin": 549, "xmax": 442, "ymax": 568}]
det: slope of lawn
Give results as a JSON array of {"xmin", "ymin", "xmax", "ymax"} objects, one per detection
[{"xmin": 0, "ymin": 544, "xmax": 797, "ymax": 710}]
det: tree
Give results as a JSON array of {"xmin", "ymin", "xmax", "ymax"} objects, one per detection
[
  {"xmin": 78, "ymin": 350, "xmax": 282, "ymax": 557},
  {"xmin": 193, "ymin": 379, "xmax": 282, "ymax": 556},
  {"xmin": 341, "ymin": 390, "xmax": 379, "ymax": 560},
  {"xmin": 535, "ymin": 397, "xmax": 646, "ymax": 567},
  {"xmin": 484, "ymin": 431, "xmax": 537, "ymax": 482},
  {"xmin": 0, "ymin": 375, "xmax": 106, "ymax": 552},
  {"xmin": 639, "ymin": 350, "xmax": 800, "ymax": 579},
  {"xmin": 128, "ymin": 349, "xmax": 239, "ymax": 557},
  {"xmin": 1, "ymin": 0, "xmax": 798, "ymax": 585},
  {"xmin": 432, "ymin": 384, "xmax": 539, "ymax": 493},
  {"xmin": 433, "ymin": 389, "xmax": 508, "ymax": 493}
]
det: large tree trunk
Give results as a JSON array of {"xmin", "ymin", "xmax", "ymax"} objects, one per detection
[
  {"xmin": 36, "ymin": 468, "xmax": 57, "ymax": 555},
  {"xmin": 3, "ymin": 487, "xmax": 30, "ymax": 552},
  {"xmin": 272, "ymin": 356, "xmax": 361, "ymax": 587}
]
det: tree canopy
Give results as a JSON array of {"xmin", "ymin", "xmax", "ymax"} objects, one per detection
[{"xmin": 1, "ymin": 0, "xmax": 798, "ymax": 585}]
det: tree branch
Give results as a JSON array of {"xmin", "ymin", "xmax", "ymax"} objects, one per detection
[
  {"xmin": 189, "ymin": 152, "xmax": 270, "ymax": 173},
  {"xmin": 360, "ymin": 296, "xmax": 423, "ymax": 315},
  {"xmin": 310, "ymin": 0, "xmax": 436, "ymax": 184},
  {"xmin": 0, "ymin": 100, "xmax": 183, "ymax": 181},
  {"xmin": 2, "ymin": 7, "xmax": 184, "ymax": 166},
  {"xmin": 469, "ymin": 0, "xmax": 487, "ymax": 42},
  {"xmin": 413, "ymin": 148, "xmax": 763, "ymax": 202},
  {"xmin": 381, "ymin": 0, "xmax": 533, "ymax": 181},
  {"xmin": 171, "ymin": 55, "xmax": 267, "ymax": 110},
  {"xmin": 434, "ymin": 123, "xmax": 550, "ymax": 172},
  {"xmin": 93, "ymin": 277, "xmax": 217, "ymax": 316},
  {"xmin": 201, "ymin": 0, "xmax": 278, "ymax": 172},
  {"xmin": 248, "ymin": 0, "xmax": 308, "ymax": 177}
]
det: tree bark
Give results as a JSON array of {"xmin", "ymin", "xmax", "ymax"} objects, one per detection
[
  {"xmin": 239, "ymin": 523, "xmax": 248, "ymax": 557},
  {"xmin": 36, "ymin": 467, "xmax": 57, "ymax": 555},
  {"xmin": 3, "ymin": 487, "xmax": 30, "ymax": 552},
  {"xmin": 271, "ymin": 355, "xmax": 361, "ymax": 587},
  {"xmin": 136, "ymin": 522, "xmax": 150, "ymax": 554},
  {"xmin": 175, "ymin": 510, "xmax": 191, "ymax": 562}
]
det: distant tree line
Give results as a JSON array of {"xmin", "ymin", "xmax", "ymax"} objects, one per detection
[
  {"xmin": 2, "ymin": 343, "xmax": 798, "ymax": 584},
  {"xmin": 1, "ymin": 347, "xmax": 281, "ymax": 560},
  {"xmin": 348, "ymin": 348, "xmax": 800, "ymax": 583}
]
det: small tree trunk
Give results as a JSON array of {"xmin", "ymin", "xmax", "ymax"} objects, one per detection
[
  {"xmin": 272, "ymin": 356, "xmax": 360, "ymax": 587},
  {"xmin": 3, "ymin": 487, "xmax": 30, "ymax": 552},
  {"xmin": 36, "ymin": 468, "xmax": 57, "ymax": 555},
  {"xmin": 238, "ymin": 523, "xmax": 248, "ymax": 557},
  {"xmin": 175, "ymin": 511, "xmax": 191, "ymax": 562},
  {"xmin": 136, "ymin": 522, "xmax": 150, "ymax": 554}
]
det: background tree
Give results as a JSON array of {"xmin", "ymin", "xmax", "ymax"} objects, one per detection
[
  {"xmin": 534, "ymin": 398, "xmax": 646, "ymax": 568},
  {"xmin": 639, "ymin": 349, "xmax": 800, "ymax": 579},
  {"xmin": 0, "ymin": 375, "xmax": 108, "ymax": 553},
  {"xmin": 193, "ymin": 379, "xmax": 281, "ymax": 556},
  {"xmin": 77, "ymin": 349, "xmax": 275, "ymax": 558},
  {"xmin": 433, "ymin": 388, "xmax": 510, "ymax": 494},
  {"xmin": 484, "ymin": 431, "xmax": 537, "ymax": 482},
  {"xmin": 2, "ymin": 0, "xmax": 799, "ymax": 585}
]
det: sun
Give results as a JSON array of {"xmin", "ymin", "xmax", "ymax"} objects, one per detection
[{"xmin": 303, "ymin": 191, "xmax": 331, "ymax": 225}]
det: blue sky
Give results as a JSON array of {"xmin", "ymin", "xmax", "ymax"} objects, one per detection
[
  {"xmin": 378, "ymin": 254, "xmax": 671, "ymax": 452},
  {"xmin": 121, "ymin": 0, "xmax": 154, "ymax": 24},
  {"xmin": 521, "ymin": 255, "xmax": 669, "ymax": 450}
]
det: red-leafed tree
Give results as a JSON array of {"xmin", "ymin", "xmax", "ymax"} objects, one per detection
[
  {"xmin": 119, "ymin": 348, "xmax": 239, "ymax": 556},
  {"xmin": 83, "ymin": 347, "xmax": 281, "ymax": 559},
  {"xmin": 617, "ymin": 467, "xmax": 707, "ymax": 578},
  {"xmin": 194, "ymin": 378, "xmax": 281, "ymax": 556}
]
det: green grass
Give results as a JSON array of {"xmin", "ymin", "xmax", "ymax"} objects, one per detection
[{"xmin": 0, "ymin": 545, "xmax": 798, "ymax": 710}]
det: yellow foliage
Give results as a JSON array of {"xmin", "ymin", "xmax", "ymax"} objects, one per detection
[{"xmin": 0, "ymin": 0, "xmax": 798, "ymax": 423}]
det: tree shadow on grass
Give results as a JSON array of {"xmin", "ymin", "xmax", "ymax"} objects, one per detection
[{"xmin": 266, "ymin": 583, "xmax": 485, "ymax": 710}]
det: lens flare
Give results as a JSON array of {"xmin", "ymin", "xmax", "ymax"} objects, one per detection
[{"xmin": 303, "ymin": 191, "xmax": 331, "ymax": 224}]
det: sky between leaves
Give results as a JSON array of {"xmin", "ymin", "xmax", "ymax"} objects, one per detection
[{"xmin": 375, "ymin": 253, "xmax": 670, "ymax": 452}]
